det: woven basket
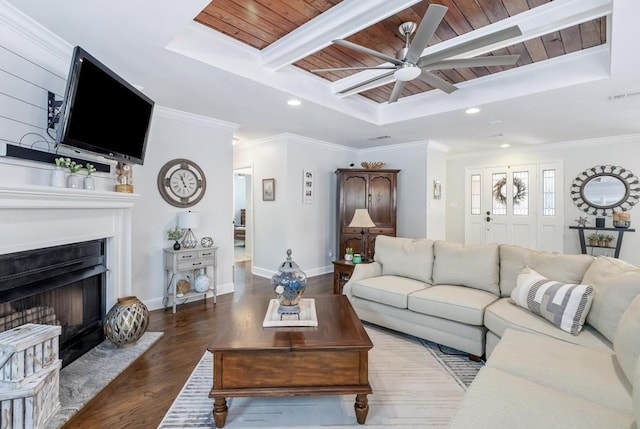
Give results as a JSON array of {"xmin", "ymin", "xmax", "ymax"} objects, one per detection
[{"xmin": 361, "ymin": 161, "xmax": 386, "ymax": 169}]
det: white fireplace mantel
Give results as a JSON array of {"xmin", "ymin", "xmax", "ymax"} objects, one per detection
[{"xmin": 0, "ymin": 185, "xmax": 139, "ymax": 307}]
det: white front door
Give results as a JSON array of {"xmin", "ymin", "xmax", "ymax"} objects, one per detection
[{"xmin": 465, "ymin": 163, "xmax": 563, "ymax": 251}]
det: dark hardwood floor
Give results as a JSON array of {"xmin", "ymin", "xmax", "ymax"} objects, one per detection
[{"xmin": 62, "ymin": 260, "xmax": 333, "ymax": 428}]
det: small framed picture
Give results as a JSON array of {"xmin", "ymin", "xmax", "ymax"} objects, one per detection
[
  {"xmin": 433, "ymin": 180, "xmax": 442, "ymax": 200},
  {"xmin": 303, "ymin": 170, "xmax": 313, "ymax": 204},
  {"xmin": 262, "ymin": 178, "xmax": 275, "ymax": 201}
]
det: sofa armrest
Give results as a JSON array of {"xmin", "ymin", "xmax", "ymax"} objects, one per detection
[{"xmin": 342, "ymin": 262, "xmax": 382, "ymax": 299}]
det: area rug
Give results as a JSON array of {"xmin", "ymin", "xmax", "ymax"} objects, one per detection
[
  {"xmin": 157, "ymin": 326, "xmax": 483, "ymax": 428},
  {"xmin": 45, "ymin": 331, "xmax": 163, "ymax": 429}
]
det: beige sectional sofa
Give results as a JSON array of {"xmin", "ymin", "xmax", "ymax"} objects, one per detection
[{"xmin": 342, "ymin": 235, "xmax": 640, "ymax": 429}]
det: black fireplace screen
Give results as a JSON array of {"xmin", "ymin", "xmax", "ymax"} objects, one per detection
[{"xmin": 0, "ymin": 239, "xmax": 106, "ymax": 367}]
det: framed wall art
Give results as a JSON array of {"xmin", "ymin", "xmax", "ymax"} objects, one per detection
[
  {"xmin": 303, "ymin": 169, "xmax": 314, "ymax": 204},
  {"xmin": 262, "ymin": 178, "xmax": 275, "ymax": 201},
  {"xmin": 433, "ymin": 180, "xmax": 442, "ymax": 200}
]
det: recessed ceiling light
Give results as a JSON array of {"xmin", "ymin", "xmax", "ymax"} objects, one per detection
[
  {"xmin": 465, "ymin": 107, "xmax": 480, "ymax": 114},
  {"xmin": 287, "ymin": 99, "xmax": 301, "ymax": 106},
  {"xmin": 500, "ymin": 143, "xmax": 511, "ymax": 148}
]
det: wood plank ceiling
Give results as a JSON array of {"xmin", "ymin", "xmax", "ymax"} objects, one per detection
[{"xmin": 195, "ymin": 0, "xmax": 606, "ymax": 103}]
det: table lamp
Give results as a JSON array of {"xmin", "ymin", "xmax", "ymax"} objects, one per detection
[
  {"xmin": 348, "ymin": 209, "xmax": 376, "ymax": 261},
  {"xmin": 179, "ymin": 211, "xmax": 199, "ymax": 249}
]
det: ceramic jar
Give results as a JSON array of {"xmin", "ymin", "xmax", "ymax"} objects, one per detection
[
  {"xmin": 66, "ymin": 173, "xmax": 81, "ymax": 189},
  {"xmin": 271, "ymin": 249, "xmax": 307, "ymax": 315},
  {"xmin": 51, "ymin": 166, "xmax": 66, "ymax": 187}
]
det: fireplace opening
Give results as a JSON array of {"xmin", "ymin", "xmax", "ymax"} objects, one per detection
[{"xmin": 0, "ymin": 239, "xmax": 106, "ymax": 367}]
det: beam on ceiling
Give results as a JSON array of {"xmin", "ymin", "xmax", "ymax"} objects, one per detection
[{"xmin": 259, "ymin": 0, "xmax": 421, "ymax": 70}]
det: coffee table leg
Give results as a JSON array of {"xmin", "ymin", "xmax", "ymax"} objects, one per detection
[
  {"xmin": 354, "ymin": 393, "xmax": 369, "ymax": 424},
  {"xmin": 213, "ymin": 397, "xmax": 228, "ymax": 428}
]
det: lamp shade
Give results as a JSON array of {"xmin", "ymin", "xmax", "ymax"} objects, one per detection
[
  {"xmin": 178, "ymin": 211, "xmax": 199, "ymax": 229},
  {"xmin": 348, "ymin": 209, "xmax": 375, "ymax": 228}
]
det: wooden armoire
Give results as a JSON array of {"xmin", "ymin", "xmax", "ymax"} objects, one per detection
[{"xmin": 336, "ymin": 168, "xmax": 400, "ymax": 260}]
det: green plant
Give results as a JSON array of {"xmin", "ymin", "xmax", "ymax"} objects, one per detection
[
  {"xmin": 85, "ymin": 163, "xmax": 96, "ymax": 175},
  {"xmin": 54, "ymin": 157, "xmax": 67, "ymax": 167},
  {"xmin": 602, "ymin": 234, "xmax": 615, "ymax": 244},
  {"xmin": 55, "ymin": 157, "xmax": 83, "ymax": 173},
  {"xmin": 587, "ymin": 233, "xmax": 602, "ymax": 242},
  {"xmin": 345, "ymin": 247, "xmax": 354, "ymax": 255},
  {"xmin": 167, "ymin": 226, "xmax": 183, "ymax": 241}
]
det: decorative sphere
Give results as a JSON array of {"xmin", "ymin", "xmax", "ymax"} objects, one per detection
[
  {"xmin": 200, "ymin": 237, "xmax": 214, "ymax": 248},
  {"xmin": 194, "ymin": 269, "xmax": 210, "ymax": 293}
]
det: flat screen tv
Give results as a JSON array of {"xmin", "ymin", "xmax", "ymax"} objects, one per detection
[{"xmin": 57, "ymin": 46, "xmax": 154, "ymax": 165}]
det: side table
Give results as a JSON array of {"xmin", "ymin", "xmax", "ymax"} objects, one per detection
[
  {"xmin": 163, "ymin": 246, "xmax": 218, "ymax": 313},
  {"xmin": 332, "ymin": 259, "xmax": 371, "ymax": 294}
]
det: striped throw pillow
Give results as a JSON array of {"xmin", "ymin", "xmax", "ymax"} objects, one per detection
[{"xmin": 511, "ymin": 267, "xmax": 594, "ymax": 335}]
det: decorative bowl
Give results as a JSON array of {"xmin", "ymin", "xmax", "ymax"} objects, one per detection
[{"xmin": 361, "ymin": 161, "xmax": 386, "ymax": 169}]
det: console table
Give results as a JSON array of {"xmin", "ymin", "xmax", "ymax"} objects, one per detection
[
  {"xmin": 163, "ymin": 246, "xmax": 218, "ymax": 313},
  {"xmin": 569, "ymin": 226, "xmax": 635, "ymax": 258}
]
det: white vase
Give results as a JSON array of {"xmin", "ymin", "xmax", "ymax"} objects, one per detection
[
  {"xmin": 83, "ymin": 175, "xmax": 95, "ymax": 190},
  {"xmin": 194, "ymin": 268, "xmax": 210, "ymax": 293},
  {"xmin": 51, "ymin": 167, "xmax": 66, "ymax": 187},
  {"xmin": 67, "ymin": 173, "xmax": 81, "ymax": 189},
  {"xmin": 345, "ymin": 254, "xmax": 353, "ymax": 262}
]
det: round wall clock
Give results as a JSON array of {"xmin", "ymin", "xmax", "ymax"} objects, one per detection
[{"xmin": 157, "ymin": 158, "xmax": 206, "ymax": 208}]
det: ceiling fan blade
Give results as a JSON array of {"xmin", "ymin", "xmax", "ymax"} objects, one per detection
[
  {"xmin": 418, "ymin": 26, "xmax": 522, "ymax": 67},
  {"xmin": 418, "ymin": 70, "xmax": 458, "ymax": 94},
  {"xmin": 311, "ymin": 66, "xmax": 398, "ymax": 73},
  {"xmin": 405, "ymin": 4, "xmax": 448, "ymax": 64},
  {"xmin": 423, "ymin": 54, "xmax": 520, "ymax": 71},
  {"xmin": 337, "ymin": 70, "xmax": 396, "ymax": 95},
  {"xmin": 333, "ymin": 39, "xmax": 404, "ymax": 66},
  {"xmin": 388, "ymin": 81, "xmax": 407, "ymax": 104}
]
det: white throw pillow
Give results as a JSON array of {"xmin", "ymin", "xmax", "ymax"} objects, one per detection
[{"xmin": 511, "ymin": 267, "xmax": 594, "ymax": 336}]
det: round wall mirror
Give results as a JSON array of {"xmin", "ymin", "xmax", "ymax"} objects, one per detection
[{"xmin": 571, "ymin": 165, "xmax": 640, "ymax": 215}]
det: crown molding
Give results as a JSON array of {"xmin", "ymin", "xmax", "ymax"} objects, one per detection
[{"xmin": 154, "ymin": 105, "xmax": 238, "ymax": 131}]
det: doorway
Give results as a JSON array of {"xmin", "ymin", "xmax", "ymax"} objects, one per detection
[{"xmin": 233, "ymin": 167, "xmax": 252, "ymax": 264}]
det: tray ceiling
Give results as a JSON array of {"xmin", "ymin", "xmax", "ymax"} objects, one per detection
[{"xmin": 195, "ymin": 0, "xmax": 606, "ymax": 104}]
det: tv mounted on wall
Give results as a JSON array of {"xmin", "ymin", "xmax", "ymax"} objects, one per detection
[{"xmin": 57, "ymin": 46, "xmax": 154, "ymax": 165}]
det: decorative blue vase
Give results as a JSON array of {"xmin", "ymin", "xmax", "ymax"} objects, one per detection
[{"xmin": 271, "ymin": 249, "xmax": 307, "ymax": 315}]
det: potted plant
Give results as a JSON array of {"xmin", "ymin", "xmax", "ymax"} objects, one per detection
[
  {"xmin": 602, "ymin": 234, "xmax": 615, "ymax": 247},
  {"xmin": 587, "ymin": 233, "xmax": 601, "ymax": 247},
  {"xmin": 83, "ymin": 163, "xmax": 96, "ymax": 190},
  {"xmin": 344, "ymin": 247, "xmax": 354, "ymax": 262},
  {"xmin": 167, "ymin": 226, "xmax": 184, "ymax": 250}
]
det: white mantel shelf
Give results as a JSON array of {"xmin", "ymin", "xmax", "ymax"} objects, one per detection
[{"xmin": 0, "ymin": 185, "xmax": 140, "ymax": 209}]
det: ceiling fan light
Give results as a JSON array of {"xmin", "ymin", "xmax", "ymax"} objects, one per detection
[{"xmin": 394, "ymin": 66, "xmax": 421, "ymax": 82}]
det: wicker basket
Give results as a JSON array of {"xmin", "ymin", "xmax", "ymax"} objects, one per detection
[{"xmin": 361, "ymin": 161, "xmax": 386, "ymax": 169}]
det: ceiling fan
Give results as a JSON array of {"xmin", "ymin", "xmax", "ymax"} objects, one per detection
[{"xmin": 311, "ymin": 4, "xmax": 522, "ymax": 103}]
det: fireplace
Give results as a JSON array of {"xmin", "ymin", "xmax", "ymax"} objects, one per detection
[
  {"xmin": 0, "ymin": 184, "xmax": 139, "ymax": 366},
  {"xmin": 0, "ymin": 240, "xmax": 107, "ymax": 367}
]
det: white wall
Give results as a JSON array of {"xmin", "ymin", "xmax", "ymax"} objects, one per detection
[
  {"xmin": 446, "ymin": 137, "xmax": 640, "ymax": 265},
  {"xmin": 132, "ymin": 107, "xmax": 237, "ymax": 308},
  {"xmin": 234, "ymin": 134, "xmax": 353, "ymax": 277},
  {"xmin": 233, "ymin": 174, "xmax": 247, "ymax": 225}
]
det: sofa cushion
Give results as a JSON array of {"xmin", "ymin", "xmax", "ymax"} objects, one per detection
[
  {"xmin": 499, "ymin": 244, "xmax": 594, "ymax": 297},
  {"xmin": 408, "ymin": 285, "xmax": 498, "ymax": 326},
  {"xmin": 447, "ymin": 366, "xmax": 636, "ymax": 429},
  {"xmin": 583, "ymin": 256, "xmax": 640, "ymax": 342},
  {"xmin": 613, "ymin": 294, "xmax": 640, "ymax": 385},
  {"xmin": 484, "ymin": 298, "xmax": 612, "ymax": 352},
  {"xmin": 374, "ymin": 236, "xmax": 434, "ymax": 284},
  {"xmin": 488, "ymin": 329, "xmax": 633, "ymax": 413},
  {"xmin": 350, "ymin": 275, "xmax": 427, "ymax": 309},
  {"xmin": 432, "ymin": 241, "xmax": 499, "ymax": 294},
  {"xmin": 511, "ymin": 267, "xmax": 593, "ymax": 335}
]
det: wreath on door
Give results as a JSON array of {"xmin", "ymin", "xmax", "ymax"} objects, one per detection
[{"xmin": 493, "ymin": 177, "xmax": 527, "ymax": 205}]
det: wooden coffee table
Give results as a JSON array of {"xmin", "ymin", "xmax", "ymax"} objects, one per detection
[{"xmin": 207, "ymin": 294, "xmax": 373, "ymax": 428}]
